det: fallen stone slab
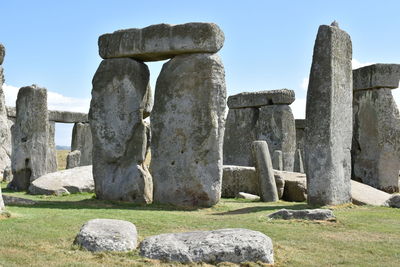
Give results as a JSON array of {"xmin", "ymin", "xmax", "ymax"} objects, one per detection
[
  {"xmin": 267, "ymin": 209, "xmax": 335, "ymax": 221},
  {"xmin": 74, "ymin": 219, "xmax": 137, "ymax": 252},
  {"xmin": 236, "ymin": 192, "xmax": 260, "ymax": 201},
  {"xmin": 140, "ymin": 228, "xmax": 274, "ymax": 264},
  {"xmin": 353, "ymin": 64, "xmax": 400, "ymax": 91},
  {"xmin": 385, "ymin": 194, "xmax": 400, "ymax": 208},
  {"xmin": 2, "ymin": 195, "xmax": 36, "ymax": 205},
  {"xmin": 28, "ymin": 165, "xmax": 93, "ymax": 195},
  {"xmin": 99, "ymin": 23, "xmax": 224, "ymax": 61},
  {"xmin": 227, "ymin": 89, "xmax": 295, "ymax": 109},
  {"xmin": 351, "ymin": 180, "xmax": 391, "ymax": 206}
]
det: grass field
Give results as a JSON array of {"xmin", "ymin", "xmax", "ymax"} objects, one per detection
[{"xmin": 0, "ymin": 187, "xmax": 399, "ymax": 267}]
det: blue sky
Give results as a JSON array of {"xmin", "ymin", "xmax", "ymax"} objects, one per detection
[{"xmin": 1, "ymin": 0, "xmax": 400, "ymax": 145}]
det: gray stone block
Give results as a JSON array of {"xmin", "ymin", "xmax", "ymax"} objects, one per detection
[
  {"xmin": 48, "ymin": 110, "xmax": 88, "ymax": 123},
  {"xmin": 272, "ymin": 150, "xmax": 283, "ymax": 171},
  {"xmin": 227, "ymin": 89, "xmax": 295, "ymax": 109},
  {"xmin": 90, "ymin": 58, "xmax": 153, "ymax": 203},
  {"xmin": 252, "ymin": 141, "xmax": 279, "ymax": 202},
  {"xmin": 352, "ymin": 89, "xmax": 400, "ymax": 193},
  {"xmin": 0, "ymin": 43, "xmax": 4, "ymax": 65},
  {"xmin": 66, "ymin": 150, "xmax": 81, "ymax": 169},
  {"xmin": 99, "ymin": 23, "xmax": 224, "ymax": 61},
  {"xmin": 140, "ymin": 228, "xmax": 274, "ymax": 264},
  {"xmin": 151, "ymin": 53, "xmax": 226, "ymax": 207},
  {"xmin": 305, "ymin": 24, "xmax": 352, "ymax": 205},
  {"xmin": 71, "ymin": 123, "xmax": 92, "ymax": 166},
  {"xmin": 267, "ymin": 209, "xmax": 335, "ymax": 221},
  {"xmin": 47, "ymin": 121, "xmax": 57, "ymax": 173},
  {"xmin": 222, "ymin": 165, "xmax": 258, "ymax": 197},
  {"xmin": 10, "ymin": 85, "xmax": 50, "ymax": 190},
  {"xmin": 353, "ymin": 64, "xmax": 400, "ymax": 91}
]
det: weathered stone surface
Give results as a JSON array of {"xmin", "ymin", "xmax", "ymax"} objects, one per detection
[
  {"xmin": 74, "ymin": 219, "xmax": 137, "ymax": 252},
  {"xmin": 223, "ymin": 108, "xmax": 258, "ymax": 166},
  {"xmin": 71, "ymin": 122, "xmax": 92, "ymax": 166},
  {"xmin": 47, "ymin": 121, "xmax": 57, "ymax": 173},
  {"xmin": 256, "ymin": 105, "xmax": 296, "ymax": 171},
  {"xmin": 295, "ymin": 120, "xmax": 306, "ymax": 171},
  {"xmin": 5, "ymin": 106, "xmax": 15, "ymax": 118},
  {"xmin": 252, "ymin": 141, "xmax": 279, "ymax": 202},
  {"xmin": 89, "ymin": 58, "xmax": 152, "ymax": 203},
  {"xmin": 66, "ymin": 150, "xmax": 81, "ymax": 169},
  {"xmin": 29, "ymin": 165, "xmax": 93, "ymax": 195},
  {"xmin": 0, "ymin": 188, "xmax": 4, "ymax": 210},
  {"xmin": 267, "ymin": 209, "xmax": 335, "ymax": 221},
  {"xmin": 352, "ymin": 88, "xmax": 400, "ymax": 193},
  {"xmin": 293, "ymin": 149, "xmax": 304, "ymax": 173},
  {"xmin": 272, "ymin": 150, "xmax": 283, "ymax": 171},
  {"xmin": 222, "ymin": 165, "xmax": 258, "ymax": 197},
  {"xmin": 0, "ymin": 71, "xmax": 11, "ymax": 179},
  {"xmin": 143, "ymin": 85, "xmax": 153, "ymax": 119},
  {"xmin": 227, "ymin": 89, "xmax": 295, "ymax": 109},
  {"xmin": 2, "ymin": 194, "xmax": 36, "ymax": 205},
  {"xmin": 48, "ymin": 110, "xmax": 88, "ymax": 123},
  {"xmin": 222, "ymin": 166, "xmax": 284, "ymax": 199},
  {"xmin": 236, "ymin": 192, "xmax": 260, "ymax": 200},
  {"xmin": 0, "ymin": 43, "xmax": 4, "ymax": 65},
  {"xmin": 351, "ymin": 180, "xmax": 391, "ymax": 206},
  {"xmin": 385, "ymin": 194, "xmax": 400, "ymax": 208},
  {"xmin": 353, "ymin": 64, "xmax": 400, "ymax": 91},
  {"xmin": 99, "ymin": 23, "xmax": 224, "ymax": 61},
  {"xmin": 10, "ymin": 85, "xmax": 50, "ymax": 191},
  {"xmin": 305, "ymin": 24, "xmax": 352, "ymax": 205},
  {"xmin": 2, "ymin": 165, "xmax": 12, "ymax": 182},
  {"xmin": 273, "ymin": 170, "xmax": 307, "ymax": 202},
  {"xmin": 140, "ymin": 228, "xmax": 274, "ymax": 264},
  {"xmin": 151, "ymin": 53, "xmax": 226, "ymax": 207}
]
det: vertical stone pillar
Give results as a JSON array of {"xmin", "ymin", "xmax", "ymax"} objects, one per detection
[
  {"xmin": 352, "ymin": 64, "xmax": 400, "ymax": 193},
  {"xmin": 295, "ymin": 119, "xmax": 306, "ymax": 172},
  {"xmin": 305, "ymin": 23, "xmax": 353, "ymax": 205},
  {"xmin": 10, "ymin": 85, "xmax": 50, "ymax": 190},
  {"xmin": 224, "ymin": 89, "xmax": 296, "ymax": 170},
  {"xmin": 151, "ymin": 53, "xmax": 226, "ymax": 207},
  {"xmin": 71, "ymin": 122, "xmax": 92, "ymax": 166},
  {"xmin": 47, "ymin": 121, "xmax": 57, "ymax": 172},
  {"xmin": 0, "ymin": 43, "xmax": 6, "ymax": 209},
  {"xmin": 252, "ymin": 141, "xmax": 279, "ymax": 202},
  {"xmin": 89, "ymin": 58, "xmax": 153, "ymax": 203}
]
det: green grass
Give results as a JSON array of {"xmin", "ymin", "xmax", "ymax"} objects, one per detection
[{"xmin": 0, "ymin": 185, "xmax": 399, "ymax": 267}]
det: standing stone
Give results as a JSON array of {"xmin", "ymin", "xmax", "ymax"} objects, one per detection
[
  {"xmin": 272, "ymin": 150, "xmax": 283, "ymax": 170},
  {"xmin": 352, "ymin": 64, "xmax": 400, "ymax": 193},
  {"xmin": 295, "ymin": 119, "xmax": 306, "ymax": 169},
  {"xmin": 223, "ymin": 108, "xmax": 258, "ymax": 166},
  {"xmin": 151, "ymin": 53, "xmax": 226, "ymax": 207},
  {"xmin": 252, "ymin": 141, "xmax": 279, "ymax": 202},
  {"xmin": 89, "ymin": 58, "xmax": 152, "ymax": 203},
  {"xmin": 47, "ymin": 121, "xmax": 57, "ymax": 173},
  {"xmin": 10, "ymin": 85, "xmax": 50, "ymax": 190},
  {"xmin": 71, "ymin": 122, "xmax": 92, "ymax": 166},
  {"xmin": 256, "ymin": 105, "xmax": 296, "ymax": 171},
  {"xmin": 305, "ymin": 23, "xmax": 353, "ymax": 205},
  {"xmin": 0, "ymin": 45, "xmax": 11, "ymax": 179},
  {"xmin": 223, "ymin": 89, "xmax": 296, "ymax": 169},
  {"xmin": 293, "ymin": 149, "xmax": 304, "ymax": 173},
  {"xmin": 66, "ymin": 150, "xmax": 81, "ymax": 169}
]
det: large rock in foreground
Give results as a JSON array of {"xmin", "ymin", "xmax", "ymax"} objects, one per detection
[
  {"xmin": 28, "ymin": 166, "xmax": 93, "ymax": 195},
  {"xmin": 140, "ymin": 228, "xmax": 274, "ymax": 264},
  {"xmin": 151, "ymin": 53, "xmax": 226, "ymax": 207},
  {"xmin": 267, "ymin": 209, "xmax": 335, "ymax": 221},
  {"xmin": 99, "ymin": 23, "xmax": 224, "ymax": 61},
  {"xmin": 305, "ymin": 24, "xmax": 353, "ymax": 205},
  {"xmin": 89, "ymin": 58, "xmax": 153, "ymax": 203},
  {"xmin": 74, "ymin": 219, "xmax": 137, "ymax": 252}
]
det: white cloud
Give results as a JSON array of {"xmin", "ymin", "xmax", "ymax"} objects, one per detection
[
  {"xmin": 352, "ymin": 59, "xmax": 374, "ymax": 70},
  {"xmin": 300, "ymin": 77, "xmax": 309, "ymax": 90},
  {"xmin": 2, "ymin": 83, "xmax": 90, "ymax": 113},
  {"xmin": 290, "ymin": 97, "xmax": 306, "ymax": 119}
]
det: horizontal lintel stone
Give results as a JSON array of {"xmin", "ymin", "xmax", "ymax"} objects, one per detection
[
  {"xmin": 353, "ymin": 63, "xmax": 400, "ymax": 91},
  {"xmin": 6, "ymin": 106, "xmax": 88, "ymax": 123},
  {"xmin": 227, "ymin": 89, "xmax": 295, "ymax": 109},
  {"xmin": 99, "ymin": 22, "xmax": 224, "ymax": 61}
]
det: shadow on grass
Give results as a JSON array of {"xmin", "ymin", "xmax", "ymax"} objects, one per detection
[{"xmin": 212, "ymin": 203, "xmax": 311, "ymax": 215}]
